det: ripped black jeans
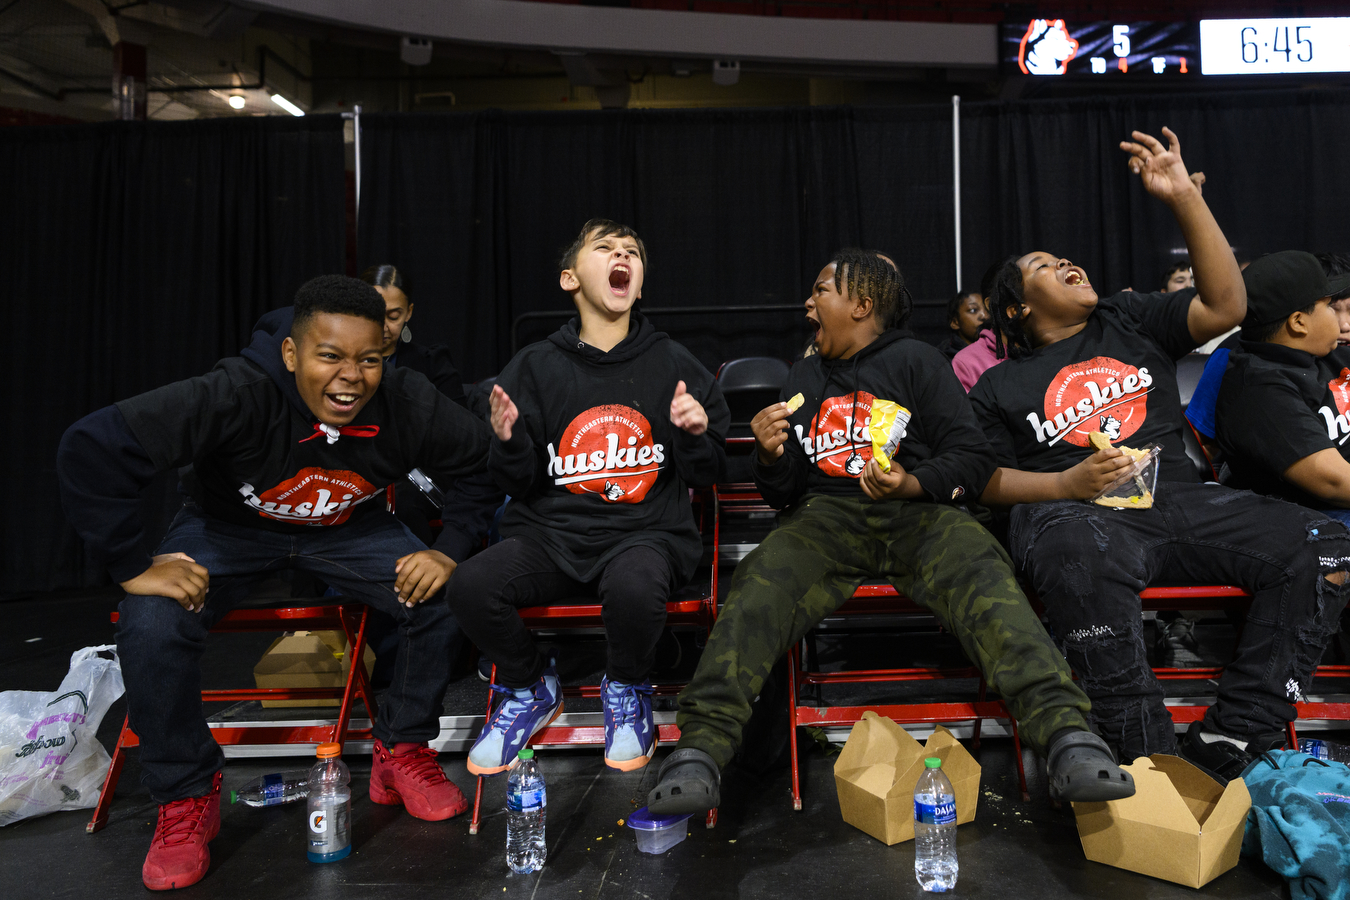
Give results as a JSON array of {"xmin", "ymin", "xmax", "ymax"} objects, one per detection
[{"xmin": 1009, "ymin": 481, "xmax": 1350, "ymax": 762}]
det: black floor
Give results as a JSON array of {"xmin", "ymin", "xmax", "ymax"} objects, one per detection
[{"xmin": 0, "ymin": 590, "xmax": 1338, "ymax": 899}]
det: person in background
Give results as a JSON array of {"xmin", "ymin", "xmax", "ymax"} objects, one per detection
[
  {"xmin": 363, "ymin": 266, "xmax": 507, "ymax": 687},
  {"xmin": 952, "ymin": 260, "xmax": 1012, "ymax": 392},
  {"xmin": 1162, "ymin": 258, "xmax": 1194, "ymax": 293},
  {"xmin": 361, "ymin": 265, "xmax": 466, "ymax": 406},
  {"xmin": 936, "ymin": 289, "xmax": 987, "ymax": 359}
]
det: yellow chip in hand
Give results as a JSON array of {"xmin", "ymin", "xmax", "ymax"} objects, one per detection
[{"xmin": 785, "ymin": 393, "xmax": 805, "ymax": 413}]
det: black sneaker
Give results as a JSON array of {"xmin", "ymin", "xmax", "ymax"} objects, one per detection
[
  {"xmin": 1177, "ymin": 720, "xmax": 1283, "ymax": 784},
  {"xmin": 1156, "ymin": 616, "xmax": 1206, "ymax": 667}
]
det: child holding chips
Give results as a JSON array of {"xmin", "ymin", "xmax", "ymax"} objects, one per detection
[{"xmin": 647, "ymin": 248, "xmax": 1134, "ymax": 816}]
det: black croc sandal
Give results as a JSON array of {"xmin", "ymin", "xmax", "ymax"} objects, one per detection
[
  {"xmin": 647, "ymin": 748, "xmax": 720, "ymax": 815},
  {"xmin": 1047, "ymin": 730, "xmax": 1136, "ymax": 802}
]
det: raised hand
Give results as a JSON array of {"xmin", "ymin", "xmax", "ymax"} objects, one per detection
[
  {"xmin": 669, "ymin": 380, "xmax": 709, "ymax": 435},
  {"xmin": 751, "ymin": 402, "xmax": 793, "ymax": 466},
  {"xmin": 394, "ymin": 549, "xmax": 457, "ymax": 607},
  {"xmin": 121, "ymin": 553, "xmax": 210, "ymax": 612},
  {"xmin": 489, "ymin": 384, "xmax": 519, "ymax": 441},
  {"xmin": 1119, "ymin": 127, "xmax": 1200, "ymax": 207}
]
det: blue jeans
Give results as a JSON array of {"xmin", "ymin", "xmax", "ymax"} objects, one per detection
[
  {"xmin": 116, "ymin": 503, "xmax": 458, "ymax": 803},
  {"xmin": 1318, "ymin": 508, "xmax": 1350, "ymax": 527}
]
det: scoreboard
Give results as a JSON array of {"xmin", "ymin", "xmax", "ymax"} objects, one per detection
[{"xmin": 1001, "ymin": 18, "xmax": 1350, "ymax": 77}]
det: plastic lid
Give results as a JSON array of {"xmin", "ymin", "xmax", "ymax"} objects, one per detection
[
  {"xmin": 316, "ymin": 742, "xmax": 342, "ymax": 759},
  {"xmin": 518, "ymin": 748, "xmax": 534, "ymax": 760},
  {"xmin": 924, "ymin": 757, "xmax": 943, "ymax": 768},
  {"xmin": 627, "ymin": 805, "xmax": 693, "ymax": 831}
]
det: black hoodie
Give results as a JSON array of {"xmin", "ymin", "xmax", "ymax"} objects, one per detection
[
  {"xmin": 753, "ymin": 330, "xmax": 994, "ymax": 510},
  {"xmin": 57, "ymin": 311, "xmax": 491, "ymax": 583},
  {"xmin": 491, "ymin": 312, "xmax": 729, "ymax": 584}
]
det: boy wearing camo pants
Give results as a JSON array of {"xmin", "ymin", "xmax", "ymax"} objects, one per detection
[{"xmin": 648, "ymin": 249, "xmax": 1135, "ymax": 814}]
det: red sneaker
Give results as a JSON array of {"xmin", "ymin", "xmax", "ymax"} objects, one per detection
[
  {"xmin": 369, "ymin": 740, "xmax": 469, "ymax": 821},
  {"xmin": 142, "ymin": 772, "xmax": 222, "ymax": 891}
]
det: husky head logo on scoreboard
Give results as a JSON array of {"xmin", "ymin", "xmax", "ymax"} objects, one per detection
[{"xmin": 1019, "ymin": 19, "xmax": 1080, "ymax": 75}]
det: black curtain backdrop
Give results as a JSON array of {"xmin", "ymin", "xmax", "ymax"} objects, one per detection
[
  {"xmin": 8, "ymin": 89, "xmax": 1350, "ymax": 592},
  {"xmin": 1, "ymin": 116, "xmax": 347, "ymax": 594},
  {"xmin": 359, "ymin": 89, "xmax": 1350, "ymax": 383},
  {"xmin": 959, "ymin": 90, "xmax": 1350, "ymax": 300}
]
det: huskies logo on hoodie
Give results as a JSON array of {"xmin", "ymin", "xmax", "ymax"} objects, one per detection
[
  {"xmin": 546, "ymin": 405, "xmax": 664, "ymax": 503},
  {"xmin": 796, "ymin": 392, "xmax": 874, "ymax": 478},
  {"xmin": 238, "ymin": 468, "xmax": 380, "ymax": 526},
  {"xmin": 1317, "ymin": 368, "xmax": 1350, "ymax": 441},
  {"xmin": 1025, "ymin": 357, "xmax": 1154, "ymax": 448}
]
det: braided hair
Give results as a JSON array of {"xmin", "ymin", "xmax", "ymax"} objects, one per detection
[
  {"xmin": 985, "ymin": 255, "xmax": 1039, "ymax": 360},
  {"xmin": 828, "ymin": 248, "xmax": 913, "ymax": 330}
]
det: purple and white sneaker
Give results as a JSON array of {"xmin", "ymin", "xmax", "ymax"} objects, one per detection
[
  {"xmin": 467, "ymin": 662, "xmax": 563, "ymax": 776},
  {"xmin": 602, "ymin": 677, "xmax": 655, "ymax": 771}
]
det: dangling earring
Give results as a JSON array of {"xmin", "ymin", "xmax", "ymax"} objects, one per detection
[{"xmin": 401, "ymin": 325, "xmax": 412, "ymax": 343}]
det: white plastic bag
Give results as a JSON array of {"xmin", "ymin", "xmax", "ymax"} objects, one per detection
[{"xmin": 0, "ymin": 645, "xmax": 124, "ymax": 826}]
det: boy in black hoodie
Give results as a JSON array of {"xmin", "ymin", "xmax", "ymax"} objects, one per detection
[
  {"xmin": 57, "ymin": 276, "xmax": 490, "ymax": 891},
  {"xmin": 646, "ymin": 249, "xmax": 1133, "ymax": 817},
  {"xmin": 448, "ymin": 219, "xmax": 729, "ymax": 776}
]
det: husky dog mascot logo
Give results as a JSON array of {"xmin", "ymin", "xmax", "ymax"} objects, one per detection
[{"xmin": 1019, "ymin": 19, "xmax": 1079, "ymax": 75}]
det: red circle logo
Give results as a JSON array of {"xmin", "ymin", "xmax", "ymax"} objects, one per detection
[
  {"xmin": 1041, "ymin": 357, "xmax": 1150, "ymax": 448},
  {"xmin": 549, "ymin": 405, "xmax": 661, "ymax": 503},
  {"xmin": 1330, "ymin": 369, "xmax": 1350, "ymax": 417}
]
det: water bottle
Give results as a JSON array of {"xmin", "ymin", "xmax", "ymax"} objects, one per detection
[
  {"xmin": 230, "ymin": 771, "xmax": 308, "ymax": 807},
  {"xmin": 914, "ymin": 757, "xmax": 958, "ymax": 892},
  {"xmin": 305, "ymin": 743, "xmax": 351, "ymax": 863},
  {"xmin": 1299, "ymin": 738, "xmax": 1350, "ymax": 762},
  {"xmin": 506, "ymin": 748, "xmax": 546, "ymax": 874}
]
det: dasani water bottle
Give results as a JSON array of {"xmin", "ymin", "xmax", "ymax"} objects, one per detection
[
  {"xmin": 506, "ymin": 748, "xmax": 546, "ymax": 874},
  {"xmin": 914, "ymin": 756, "xmax": 958, "ymax": 892}
]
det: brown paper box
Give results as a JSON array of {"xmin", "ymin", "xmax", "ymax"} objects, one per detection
[
  {"xmin": 252, "ymin": 630, "xmax": 375, "ymax": 708},
  {"xmin": 1073, "ymin": 754, "xmax": 1251, "ymax": 888},
  {"xmin": 833, "ymin": 711, "xmax": 982, "ymax": 845}
]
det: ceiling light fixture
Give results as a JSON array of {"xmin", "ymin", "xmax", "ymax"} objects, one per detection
[
  {"xmin": 270, "ymin": 93, "xmax": 305, "ymax": 117},
  {"xmin": 228, "ymin": 95, "xmax": 245, "ymax": 109}
]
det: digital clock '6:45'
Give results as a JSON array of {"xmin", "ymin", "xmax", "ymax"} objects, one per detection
[{"xmin": 1200, "ymin": 18, "xmax": 1350, "ymax": 74}]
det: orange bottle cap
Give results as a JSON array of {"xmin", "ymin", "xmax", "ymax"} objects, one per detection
[{"xmin": 316, "ymin": 742, "xmax": 342, "ymax": 759}]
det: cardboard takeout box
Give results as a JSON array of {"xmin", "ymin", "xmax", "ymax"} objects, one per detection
[
  {"xmin": 1073, "ymin": 754, "xmax": 1251, "ymax": 888},
  {"xmin": 833, "ymin": 711, "xmax": 981, "ymax": 845},
  {"xmin": 252, "ymin": 630, "xmax": 375, "ymax": 708}
]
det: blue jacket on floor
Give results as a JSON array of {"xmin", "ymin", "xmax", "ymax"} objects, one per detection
[{"xmin": 1241, "ymin": 749, "xmax": 1350, "ymax": 900}]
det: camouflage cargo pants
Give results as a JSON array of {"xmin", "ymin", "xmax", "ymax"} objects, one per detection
[{"xmin": 675, "ymin": 494, "xmax": 1091, "ymax": 768}]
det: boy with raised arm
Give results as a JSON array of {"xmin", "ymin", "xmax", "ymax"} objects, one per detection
[
  {"xmin": 971, "ymin": 129, "xmax": 1350, "ymax": 780},
  {"xmin": 57, "ymin": 276, "xmax": 490, "ymax": 890},
  {"xmin": 647, "ymin": 248, "xmax": 1133, "ymax": 817},
  {"xmin": 447, "ymin": 219, "xmax": 729, "ymax": 775}
]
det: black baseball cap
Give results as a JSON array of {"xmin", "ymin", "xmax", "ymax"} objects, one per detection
[{"xmin": 1242, "ymin": 250, "xmax": 1350, "ymax": 331}]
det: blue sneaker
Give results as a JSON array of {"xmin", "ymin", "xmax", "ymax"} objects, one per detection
[
  {"xmin": 467, "ymin": 664, "xmax": 563, "ymax": 776},
  {"xmin": 602, "ymin": 677, "xmax": 655, "ymax": 771}
]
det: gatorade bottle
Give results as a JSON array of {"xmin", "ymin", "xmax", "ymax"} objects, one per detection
[{"xmin": 305, "ymin": 743, "xmax": 351, "ymax": 863}]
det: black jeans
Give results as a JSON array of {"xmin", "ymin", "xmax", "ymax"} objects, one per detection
[
  {"xmin": 446, "ymin": 537, "xmax": 672, "ymax": 688},
  {"xmin": 116, "ymin": 503, "xmax": 460, "ymax": 804},
  {"xmin": 1009, "ymin": 481, "xmax": 1350, "ymax": 762}
]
